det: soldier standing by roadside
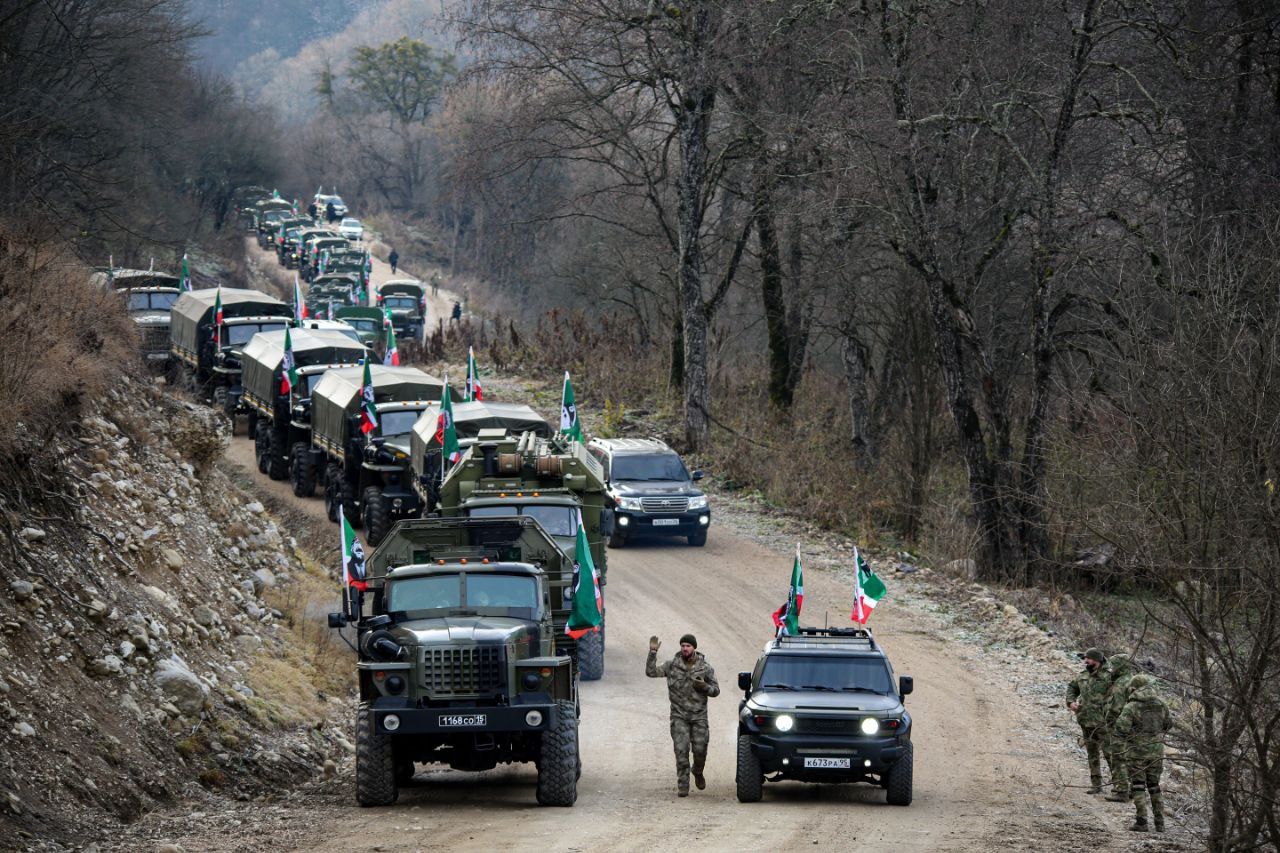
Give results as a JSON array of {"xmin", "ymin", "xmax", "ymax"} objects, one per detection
[
  {"xmin": 1103, "ymin": 653, "xmax": 1136, "ymax": 801},
  {"xmin": 646, "ymin": 634, "xmax": 720, "ymax": 797},
  {"xmin": 1066, "ymin": 648, "xmax": 1113, "ymax": 794},
  {"xmin": 1113, "ymin": 674, "xmax": 1172, "ymax": 832}
]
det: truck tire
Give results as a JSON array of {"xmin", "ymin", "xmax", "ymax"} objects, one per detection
[
  {"xmin": 885, "ymin": 741, "xmax": 913, "ymax": 806},
  {"xmin": 735, "ymin": 734, "xmax": 764, "ymax": 803},
  {"xmin": 355, "ymin": 702, "xmax": 398, "ymax": 807},
  {"xmin": 337, "ymin": 469, "xmax": 360, "ymax": 527},
  {"xmin": 254, "ymin": 420, "xmax": 270, "ymax": 474},
  {"xmin": 362, "ymin": 486, "xmax": 390, "ymax": 546},
  {"xmin": 324, "ymin": 463, "xmax": 341, "ymax": 522},
  {"xmin": 535, "ymin": 700, "xmax": 578, "ymax": 807},
  {"xmin": 687, "ymin": 529, "xmax": 707, "ymax": 547},
  {"xmin": 291, "ymin": 442, "xmax": 316, "ymax": 497},
  {"xmin": 245, "ymin": 410, "xmax": 258, "ymax": 441},
  {"xmin": 266, "ymin": 426, "xmax": 289, "ymax": 481},
  {"xmin": 577, "ymin": 620, "xmax": 605, "ymax": 682}
]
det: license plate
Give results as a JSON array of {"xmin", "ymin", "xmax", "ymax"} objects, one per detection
[
  {"xmin": 803, "ymin": 757, "xmax": 851, "ymax": 769},
  {"xmin": 652, "ymin": 518, "xmax": 680, "ymax": 526},
  {"xmin": 439, "ymin": 714, "xmax": 487, "ymax": 727}
]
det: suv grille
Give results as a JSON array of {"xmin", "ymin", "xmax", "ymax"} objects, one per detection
[
  {"xmin": 141, "ymin": 324, "xmax": 169, "ymax": 352},
  {"xmin": 422, "ymin": 646, "xmax": 504, "ymax": 696},
  {"xmin": 795, "ymin": 717, "xmax": 860, "ymax": 735},
  {"xmin": 641, "ymin": 496, "xmax": 689, "ymax": 513}
]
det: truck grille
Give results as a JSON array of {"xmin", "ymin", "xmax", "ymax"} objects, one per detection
[
  {"xmin": 422, "ymin": 646, "xmax": 503, "ymax": 696},
  {"xmin": 141, "ymin": 324, "xmax": 169, "ymax": 352},
  {"xmin": 795, "ymin": 717, "xmax": 860, "ymax": 735},
  {"xmin": 641, "ymin": 496, "xmax": 689, "ymax": 513}
]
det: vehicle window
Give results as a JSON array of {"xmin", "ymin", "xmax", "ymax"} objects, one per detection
[
  {"xmin": 609, "ymin": 453, "xmax": 689, "ymax": 482},
  {"xmin": 382, "ymin": 297, "xmax": 417, "ymax": 310},
  {"xmin": 377, "ymin": 409, "xmax": 425, "ymax": 436},
  {"xmin": 759, "ymin": 655, "xmax": 894, "ymax": 694},
  {"xmin": 465, "ymin": 574, "xmax": 537, "ymax": 609},
  {"xmin": 387, "ymin": 575, "xmax": 461, "ymax": 611},
  {"xmin": 345, "ymin": 319, "xmax": 378, "ymax": 332},
  {"xmin": 468, "ymin": 505, "xmax": 577, "ymax": 537},
  {"xmin": 304, "ymin": 374, "xmax": 328, "ymax": 395},
  {"xmin": 226, "ymin": 322, "xmax": 287, "ymax": 345},
  {"xmin": 127, "ymin": 292, "xmax": 177, "ymax": 311}
]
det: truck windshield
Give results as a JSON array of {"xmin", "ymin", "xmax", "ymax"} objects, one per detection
[
  {"xmin": 611, "ymin": 453, "xmax": 689, "ymax": 482},
  {"xmin": 382, "ymin": 297, "xmax": 417, "ymax": 311},
  {"xmin": 127, "ymin": 292, "xmax": 178, "ymax": 311},
  {"xmin": 759, "ymin": 656, "xmax": 894, "ymax": 694},
  {"xmin": 387, "ymin": 573, "xmax": 536, "ymax": 611},
  {"xmin": 226, "ymin": 322, "xmax": 287, "ymax": 345},
  {"xmin": 466, "ymin": 574, "xmax": 538, "ymax": 609},
  {"xmin": 387, "ymin": 575, "xmax": 461, "ymax": 611},
  {"xmin": 469, "ymin": 505, "xmax": 578, "ymax": 537},
  {"xmin": 377, "ymin": 409, "xmax": 425, "ymax": 436}
]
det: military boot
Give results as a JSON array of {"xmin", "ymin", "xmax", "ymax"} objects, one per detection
[
  {"xmin": 1130, "ymin": 789, "xmax": 1150, "ymax": 832},
  {"xmin": 1087, "ymin": 774, "xmax": 1102, "ymax": 795},
  {"xmin": 693, "ymin": 761, "xmax": 706, "ymax": 791},
  {"xmin": 1151, "ymin": 791, "xmax": 1165, "ymax": 832},
  {"xmin": 1129, "ymin": 817, "xmax": 1149, "ymax": 833},
  {"xmin": 1105, "ymin": 790, "xmax": 1131, "ymax": 802}
]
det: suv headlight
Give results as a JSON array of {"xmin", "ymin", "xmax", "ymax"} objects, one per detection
[
  {"xmin": 689, "ymin": 495, "xmax": 708, "ymax": 510},
  {"xmin": 775, "ymin": 714, "xmax": 795, "ymax": 732},
  {"xmin": 860, "ymin": 717, "xmax": 880, "ymax": 735},
  {"xmin": 618, "ymin": 496, "xmax": 643, "ymax": 511}
]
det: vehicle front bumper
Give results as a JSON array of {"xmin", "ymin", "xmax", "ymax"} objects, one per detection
[
  {"xmin": 615, "ymin": 509, "xmax": 710, "ymax": 537},
  {"xmin": 748, "ymin": 732, "xmax": 907, "ymax": 776},
  {"xmin": 369, "ymin": 697, "xmax": 562, "ymax": 735}
]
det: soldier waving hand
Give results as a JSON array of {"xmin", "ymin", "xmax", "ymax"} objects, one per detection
[{"xmin": 647, "ymin": 634, "xmax": 720, "ymax": 797}]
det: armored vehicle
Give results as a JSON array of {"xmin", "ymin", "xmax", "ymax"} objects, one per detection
[
  {"xmin": 736, "ymin": 627, "xmax": 914, "ymax": 805},
  {"xmin": 329, "ymin": 515, "xmax": 580, "ymax": 808},
  {"xmin": 335, "ymin": 307, "xmax": 386, "ymax": 348},
  {"xmin": 239, "ymin": 328, "xmax": 368, "ymax": 482},
  {"xmin": 168, "ymin": 288, "xmax": 291, "ymax": 400},
  {"xmin": 586, "ymin": 437, "xmax": 710, "ymax": 547},
  {"xmin": 429, "ymin": 431, "xmax": 612, "ymax": 680},
  {"xmin": 378, "ymin": 280, "xmax": 426, "ymax": 340},
  {"xmin": 308, "ymin": 365, "xmax": 456, "ymax": 536},
  {"xmin": 122, "ymin": 287, "xmax": 181, "ymax": 365},
  {"xmin": 409, "ymin": 402, "xmax": 551, "ymax": 508}
]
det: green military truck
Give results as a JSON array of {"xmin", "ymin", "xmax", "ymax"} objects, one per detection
[
  {"xmin": 168, "ymin": 288, "xmax": 291, "ymax": 406},
  {"xmin": 309, "ymin": 365, "xmax": 456, "ymax": 537},
  {"xmin": 93, "ymin": 269, "xmax": 183, "ymax": 366},
  {"xmin": 377, "ymin": 280, "xmax": 426, "ymax": 340},
  {"xmin": 303, "ymin": 236, "xmax": 351, "ymax": 281},
  {"xmin": 329, "ymin": 515, "xmax": 581, "ymax": 808},
  {"xmin": 428, "ymin": 431, "xmax": 612, "ymax": 681},
  {"xmin": 254, "ymin": 200, "xmax": 294, "ymax": 247},
  {"xmin": 335, "ymin": 307, "xmax": 386, "ymax": 349},
  {"xmin": 238, "ymin": 328, "xmax": 368, "ymax": 483}
]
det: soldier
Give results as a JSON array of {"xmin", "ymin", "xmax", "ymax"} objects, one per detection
[
  {"xmin": 1113, "ymin": 674, "xmax": 1172, "ymax": 832},
  {"xmin": 1103, "ymin": 653, "xmax": 1136, "ymax": 801},
  {"xmin": 646, "ymin": 633, "xmax": 720, "ymax": 797},
  {"xmin": 1066, "ymin": 648, "xmax": 1112, "ymax": 794}
]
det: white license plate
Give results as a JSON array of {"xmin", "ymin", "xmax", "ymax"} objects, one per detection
[
  {"xmin": 439, "ymin": 714, "xmax": 487, "ymax": 727},
  {"xmin": 652, "ymin": 518, "xmax": 680, "ymax": 526},
  {"xmin": 803, "ymin": 757, "xmax": 851, "ymax": 769}
]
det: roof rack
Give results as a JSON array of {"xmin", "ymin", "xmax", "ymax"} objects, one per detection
[{"xmin": 774, "ymin": 626, "xmax": 878, "ymax": 650}]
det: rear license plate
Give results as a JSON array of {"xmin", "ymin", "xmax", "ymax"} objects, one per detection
[
  {"xmin": 803, "ymin": 757, "xmax": 851, "ymax": 769},
  {"xmin": 652, "ymin": 518, "xmax": 680, "ymax": 526},
  {"xmin": 439, "ymin": 714, "xmax": 487, "ymax": 727}
]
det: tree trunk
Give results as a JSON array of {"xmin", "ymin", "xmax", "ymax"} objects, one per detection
[
  {"xmin": 841, "ymin": 327, "xmax": 874, "ymax": 470},
  {"xmin": 753, "ymin": 162, "xmax": 791, "ymax": 409},
  {"xmin": 670, "ymin": 313, "xmax": 684, "ymax": 389}
]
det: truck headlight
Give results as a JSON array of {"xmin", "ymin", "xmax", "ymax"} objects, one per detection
[
  {"xmin": 860, "ymin": 717, "xmax": 880, "ymax": 735},
  {"xmin": 775, "ymin": 714, "xmax": 794, "ymax": 732},
  {"xmin": 689, "ymin": 495, "xmax": 708, "ymax": 510},
  {"xmin": 525, "ymin": 710, "xmax": 543, "ymax": 727},
  {"xmin": 383, "ymin": 714, "xmax": 401, "ymax": 732}
]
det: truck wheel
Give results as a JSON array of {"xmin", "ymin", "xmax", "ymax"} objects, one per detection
[
  {"xmin": 254, "ymin": 421, "xmax": 270, "ymax": 474},
  {"xmin": 687, "ymin": 529, "xmax": 707, "ymax": 547},
  {"xmin": 607, "ymin": 527, "xmax": 626, "ymax": 548},
  {"xmin": 885, "ymin": 741, "xmax": 913, "ymax": 806},
  {"xmin": 338, "ymin": 472, "xmax": 360, "ymax": 527},
  {"xmin": 245, "ymin": 410, "xmax": 258, "ymax": 441},
  {"xmin": 355, "ymin": 702, "xmax": 398, "ymax": 807},
  {"xmin": 362, "ymin": 486, "xmax": 390, "ymax": 546},
  {"xmin": 735, "ymin": 734, "xmax": 764, "ymax": 803},
  {"xmin": 266, "ymin": 426, "xmax": 289, "ymax": 481},
  {"xmin": 324, "ymin": 463, "xmax": 341, "ymax": 522},
  {"xmin": 291, "ymin": 442, "xmax": 317, "ymax": 497},
  {"xmin": 577, "ymin": 620, "xmax": 605, "ymax": 682},
  {"xmin": 535, "ymin": 700, "xmax": 578, "ymax": 807}
]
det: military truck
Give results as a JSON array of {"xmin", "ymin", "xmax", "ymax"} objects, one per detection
[
  {"xmin": 239, "ymin": 328, "xmax": 368, "ymax": 483},
  {"xmin": 122, "ymin": 287, "xmax": 181, "ymax": 365},
  {"xmin": 254, "ymin": 202, "xmax": 293, "ymax": 248},
  {"xmin": 409, "ymin": 402, "xmax": 551, "ymax": 508},
  {"xmin": 303, "ymin": 236, "xmax": 351, "ymax": 281},
  {"xmin": 92, "ymin": 268, "xmax": 182, "ymax": 291},
  {"xmin": 329, "ymin": 515, "xmax": 581, "ymax": 807},
  {"xmin": 308, "ymin": 365, "xmax": 456, "ymax": 535},
  {"xmin": 427, "ymin": 431, "xmax": 612, "ymax": 681},
  {"xmin": 335, "ymin": 307, "xmax": 386, "ymax": 349},
  {"xmin": 272, "ymin": 217, "xmax": 311, "ymax": 264},
  {"xmin": 378, "ymin": 280, "xmax": 426, "ymax": 340},
  {"xmin": 168, "ymin": 288, "xmax": 291, "ymax": 405}
]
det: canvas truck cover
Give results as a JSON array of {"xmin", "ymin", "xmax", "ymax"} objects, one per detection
[
  {"xmin": 240, "ymin": 328, "xmax": 369, "ymax": 406},
  {"xmin": 311, "ymin": 365, "xmax": 459, "ymax": 448},
  {"xmin": 410, "ymin": 402, "xmax": 552, "ymax": 474},
  {"xmin": 380, "ymin": 281, "xmax": 425, "ymax": 298},
  {"xmin": 169, "ymin": 288, "xmax": 290, "ymax": 356},
  {"xmin": 92, "ymin": 269, "xmax": 181, "ymax": 290}
]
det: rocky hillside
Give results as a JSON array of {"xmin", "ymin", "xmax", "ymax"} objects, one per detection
[{"xmin": 0, "ymin": 379, "xmax": 349, "ymax": 848}]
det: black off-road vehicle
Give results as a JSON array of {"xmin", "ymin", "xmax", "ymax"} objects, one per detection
[{"xmin": 735, "ymin": 627, "xmax": 914, "ymax": 805}]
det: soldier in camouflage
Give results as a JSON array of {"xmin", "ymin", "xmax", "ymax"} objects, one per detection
[
  {"xmin": 646, "ymin": 633, "xmax": 720, "ymax": 797},
  {"xmin": 1066, "ymin": 648, "xmax": 1113, "ymax": 794},
  {"xmin": 1113, "ymin": 674, "xmax": 1172, "ymax": 832},
  {"xmin": 1102, "ymin": 653, "xmax": 1136, "ymax": 801}
]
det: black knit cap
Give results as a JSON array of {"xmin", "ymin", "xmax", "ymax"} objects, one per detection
[{"xmin": 679, "ymin": 634, "xmax": 698, "ymax": 648}]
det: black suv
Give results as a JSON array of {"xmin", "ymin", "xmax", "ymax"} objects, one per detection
[
  {"xmin": 735, "ymin": 627, "xmax": 914, "ymax": 804},
  {"xmin": 586, "ymin": 437, "xmax": 709, "ymax": 547}
]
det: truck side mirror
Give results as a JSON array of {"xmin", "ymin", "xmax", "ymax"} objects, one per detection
[
  {"xmin": 899, "ymin": 675, "xmax": 913, "ymax": 697},
  {"xmin": 738, "ymin": 671, "xmax": 752, "ymax": 692},
  {"xmin": 327, "ymin": 612, "xmax": 347, "ymax": 629}
]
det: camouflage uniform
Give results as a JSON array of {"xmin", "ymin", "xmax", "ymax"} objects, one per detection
[
  {"xmin": 1102, "ymin": 654, "xmax": 1136, "ymax": 799},
  {"xmin": 1113, "ymin": 674, "xmax": 1171, "ymax": 832},
  {"xmin": 646, "ymin": 645, "xmax": 720, "ymax": 795},
  {"xmin": 1066, "ymin": 658, "xmax": 1113, "ymax": 793}
]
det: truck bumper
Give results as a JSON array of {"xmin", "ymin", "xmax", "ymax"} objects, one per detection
[
  {"xmin": 370, "ymin": 698, "xmax": 562, "ymax": 735},
  {"xmin": 749, "ymin": 733, "xmax": 907, "ymax": 777}
]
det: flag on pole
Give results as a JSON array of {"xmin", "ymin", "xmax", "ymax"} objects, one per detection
[
  {"xmin": 466, "ymin": 347, "xmax": 483, "ymax": 402},
  {"xmin": 280, "ymin": 325, "xmax": 299, "ymax": 395},
  {"xmin": 771, "ymin": 545, "xmax": 804, "ymax": 636},
  {"xmin": 180, "ymin": 254, "xmax": 191, "ymax": 292},
  {"xmin": 293, "ymin": 275, "xmax": 307, "ymax": 324},
  {"xmin": 560, "ymin": 372, "xmax": 582, "ymax": 442},
  {"xmin": 851, "ymin": 547, "xmax": 887, "ymax": 625},
  {"xmin": 435, "ymin": 376, "xmax": 460, "ymax": 472},
  {"xmin": 384, "ymin": 321, "xmax": 400, "ymax": 366},
  {"xmin": 565, "ymin": 509, "xmax": 603, "ymax": 638},
  {"xmin": 339, "ymin": 503, "xmax": 368, "ymax": 592},
  {"xmin": 358, "ymin": 359, "xmax": 379, "ymax": 435},
  {"xmin": 107, "ymin": 255, "xmax": 114, "ymax": 286},
  {"xmin": 213, "ymin": 286, "xmax": 224, "ymax": 348},
  {"xmin": 326, "ymin": 301, "xmax": 334, "ymax": 321}
]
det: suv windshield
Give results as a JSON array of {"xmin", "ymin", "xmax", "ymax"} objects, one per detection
[
  {"xmin": 611, "ymin": 453, "xmax": 689, "ymax": 482},
  {"xmin": 760, "ymin": 655, "xmax": 894, "ymax": 694},
  {"xmin": 226, "ymin": 322, "xmax": 287, "ymax": 345},
  {"xmin": 469, "ymin": 505, "xmax": 578, "ymax": 537},
  {"xmin": 387, "ymin": 573, "xmax": 536, "ymax": 612}
]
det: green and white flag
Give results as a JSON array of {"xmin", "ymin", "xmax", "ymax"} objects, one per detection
[
  {"xmin": 851, "ymin": 547, "xmax": 886, "ymax": 625},
  {"xmin": 565, "ymin": 509, "xmax": 603, "ymax": 639},
  {"xmin": 435, "ymin": 375, "xmax": 460, "ymax": 472},
  {"xmin": 280, "ymin": 325, "xmax": 299, "ymax": 395},
  {"xmin": 180, "ymin": 254, "xmax": 191, "ymax": 292},
  {"xmin": 559, "ymin": 371, "xmax": 582, "ymax": 442},
  {"xmin": 339, "ymin": 503, "xmax": 367, "ymax": 591},
  {"xmin": 771, "ymin": 545, "xmax": 804, "ymax": 636}
]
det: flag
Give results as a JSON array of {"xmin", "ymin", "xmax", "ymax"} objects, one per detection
[
  {"xmin": 466, "ymin": 346, "xmax": 483, "ymax": 402},
  {"xmin": 851, "ymin": 547, "xmax": 887, "ymax": 625},
  {"xmin": 213, "ymin": 286, "xmax": 224, "ymax": 347},
  {"xmin": 358, "ymin": 359, "xmax": 379, "ymax": 435},
  {"xmin": 560, "ymin": 371, "xmax": 582, "ymax": 442},
  {"xmin": 272, "ymin": 188, "xmax": 280, "ymax": 199},
  {"xmin": 339, "ymin": 503, "xmax": 368, "ymax": 592},
  {"xmin": 107, "ymin": 255, "xmax": 114, "ymax": 285},
  {"xmin": 771, "ymin": 545, "xmax": 804, "ymax": 636},
  {"xmin": 566, "ymin": 509, "xmax": 603, "ymax": 638},
  {"xmin": 326, "ymin": 301, "xmax": 334, "ymax": 321},
  {"xmin": 180, "ymin": 254, "xmax": 191, "ymax": 292},
  {"xmin": 280, "ymin": 325, "xmax": 299, "ymax": 395},
  {"xmin": 384, "ymin": 321, "xmax": 400, "ymax": 366},
  {"xmin": 293, "ymin": 275, "xmax": 307, "ymax": 323},
  {"xmin": 435, "ymin": 376, "xmax": 460, "ymax": 471}
]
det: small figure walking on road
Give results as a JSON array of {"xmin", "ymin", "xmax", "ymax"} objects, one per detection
[
  {"xmin": 1066, "ymin": 648, "xmax": 1115, "ymax": 795},
  {"xmin": 450, "ymin": 300, "xmax": 462, "ymax": 324},
  {"xmin": 388, "ymin": 248, "xmax": 399, "ymax": 274},
  {"xmin": 430, "ymin": 271, "xmax": 440, "ymax": 297},
  {"xmin": 1113, "ymin": 674, "xmax": 1171, "ymax": 833},
  {"xmin": 646, "ymin": 634, "xmax": 720, "ymax": 797}
]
